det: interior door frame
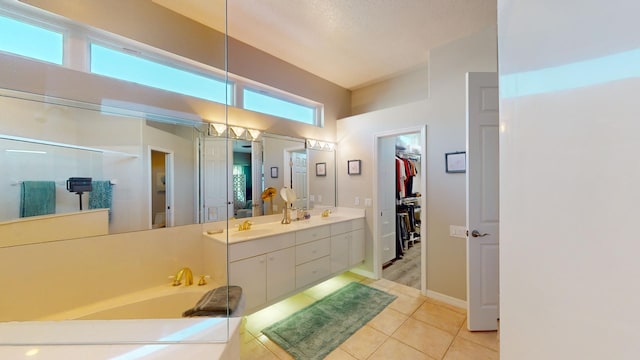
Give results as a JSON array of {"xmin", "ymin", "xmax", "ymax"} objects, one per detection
[
  {"xmin": 283, "ymin": 145, "xmax": 307, "ymax": 209},
  {"xmin": 148, "ymin": 146, "xmax": 174, "ymax": 229},
  {"xmin": 373, "ymin": 124, "xmax": 427, "ymax": 294}
]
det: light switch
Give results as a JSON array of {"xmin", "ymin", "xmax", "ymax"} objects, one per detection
[
  {"xmin": 364, "ymin": 198, "xmax": 372, "ymax": 207},
  {"xmin": 354, "ymin": 196, "xmax": 360, "ymax": 206},
  {"xmin": 309, "ymin": 195, "xmax": 315, "ymax": 202},
  {"xmin": 449, "ymin": 225, "xmax": 466, "ymax": 238}
]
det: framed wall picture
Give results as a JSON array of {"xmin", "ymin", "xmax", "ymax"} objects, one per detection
[
  {"xmin": 347, "ymin": 159, "xmax": 361, "ymax": 175},
  {"xmin": 445, "ymin": 152, "xmax": 466, "ymax": 173},
  {"xmin": 316, "ymin": 162, "xmax": 327, "ymax": 176},
  {"xmin": 270, "ymin": 166, "xmax": 278, "ymax": 178}
]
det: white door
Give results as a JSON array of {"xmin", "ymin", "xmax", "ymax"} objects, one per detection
[
  {"xmin": 290, "ymin": 150, "xmax": 307, "ymax": 209},
  {"xmin": 466, "ymin": 72, "xmax": 500, "ymax": 331},
  {"xmin": 203, "ymin": 138, "xmax": 233, "ymax": 221},
  {"xmin": 378, "ymin": 136, "xmax": 396, "ymax": 264},
  {"xmin": 251, "ymin": 141, "xmax": 264, "ymax": 216}
]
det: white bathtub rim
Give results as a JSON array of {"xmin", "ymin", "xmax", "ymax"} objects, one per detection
[
  {"xmin": 0, "ymin": 317, "xmax": 241, "ymax": 346},
  {"xmin": 38, "ymin": 282, "xmax": 219, "ymax": 321}
]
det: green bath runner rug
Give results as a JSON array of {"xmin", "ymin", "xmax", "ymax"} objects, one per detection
[{"xmin": 262, "ymin": 282, "xmax": 397, "ymax": 360}]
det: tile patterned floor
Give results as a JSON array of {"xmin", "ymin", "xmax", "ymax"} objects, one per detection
[{"xmin": 240, "ymin": 272, "xmax": 499, "ymax": 360}]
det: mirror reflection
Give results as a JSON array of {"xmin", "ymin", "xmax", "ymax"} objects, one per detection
[{"xmin": 0, "ymin": 90, "xmax": 336, "ymax": 247}]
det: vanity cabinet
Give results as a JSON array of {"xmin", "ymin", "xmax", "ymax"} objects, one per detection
[
  {"xmin": 330, "ymin": 218, "xmax": 365, "ymax": 273},
  {"xmin": 295, "ymin": 225, "xmax": 332, "ymax": 288},
  {"xmin": 229, "ymin": 255, "xmax": 266, "ymax": 310},
  {"xmin": 225, "ymin": 216, "xmax": 365, "ymax": 313},
  {"xmin": 228, "ymin": 233, "xmax": 295, "ymax": 310},
  {"xmin": 266, "ymin": 247, "xmax": 296, "ymax": 302}
]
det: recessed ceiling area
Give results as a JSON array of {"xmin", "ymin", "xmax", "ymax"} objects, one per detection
[{"xmin": 152, "ymin": 0, "xmax": 496, "ymax": 90}]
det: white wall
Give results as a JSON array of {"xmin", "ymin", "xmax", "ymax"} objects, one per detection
[
  {"xmin": 337, "ymin": 26, "xmax": 497, "ymax": 300},
  {"xmin": 307, "ymin": 149, "xmax": 336, "ymax": 208},
  {"xmin": 351, "ymin": 64, "xmax": 429, "ymax": 116},
  {"xmin": 499, "ymin": 0, "xmax": 640, "ymax": 358}
]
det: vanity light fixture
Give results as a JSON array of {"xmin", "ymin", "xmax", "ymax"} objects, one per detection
[
  {"xmin": 207, "ymin": 122, "xmax": 263, "ymax": 141},
  {"xmin": 306, "ymin": 138, "xmax": 335, "ymax": 151},
  {"xmin": 208, "ymin": 123, "xmax": 227, "ymax": 136},
  {"xmin": 230, "ymin": 126, "xmax": 246, "ymax": 139},
  {"xmin": 247, "ymin": 129, "xmax": 262, "ymax": 141}
]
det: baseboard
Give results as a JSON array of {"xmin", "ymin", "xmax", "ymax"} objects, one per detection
[
  {"xmin": 349, "ymin": 268, "xmax": 377, "ymax": 280},
  {"xmin": 426, "ymin": 290, "xmax": 467, "ymax": 310}
]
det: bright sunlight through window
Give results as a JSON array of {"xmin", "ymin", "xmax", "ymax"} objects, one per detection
[
  {"xmin": 90, "ymin": 44, "xmax": 231, "ymax": 104},
  {"xmin": 0, "ymin": 15, "xmax": 63, "ymax": 64},
  {"xmin": 243, "ymin": 88, "xmax": 317, "ymax": 125}
]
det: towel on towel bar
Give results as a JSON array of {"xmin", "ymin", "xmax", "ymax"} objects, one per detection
[
  {"xmin": 20, "ymin": 181, "xmax": 56, "ymax": 217},
  {"xmin": 88, "ymin": 180, "xmax": 113, "ymax": 220},
  {"xmin": 182, "ymin": 286, "xmax": 243, "ymax": 317}
]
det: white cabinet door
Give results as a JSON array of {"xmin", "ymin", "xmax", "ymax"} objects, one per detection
[
  {"xmin": 349, "ymin": 229, "xmax": 365, "ymax": 266},
  {"xmin": 330, "ymin": 233, "xmax": 350, "ymax": 273},
  {"xmin": 267, "ymin": 247, "xmax": 295, "ymax": 302},
  {"xmin": 229, "ymin": 255, "xmax": 266, "ymax": 311}
]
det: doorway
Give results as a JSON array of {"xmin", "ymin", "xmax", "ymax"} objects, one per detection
[
  {"xmin": 150, "ymin": 148, "xmax": 174, "ymax": 229},
  {"xmin": 374, "ymin": 125, "xmax": 427, "ymax": 293},
  {"xmin": 284, "ymin": 147, "xmax": 308, "ymax": 209}
]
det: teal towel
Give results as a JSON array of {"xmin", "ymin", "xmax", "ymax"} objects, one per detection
[
  {"xmin": 20, "ymin": 181, "xmax": 56, "ymax": 218},
  {"xmin": 88, "ymin": 180, "xmax": 113, "ymax": 220}
]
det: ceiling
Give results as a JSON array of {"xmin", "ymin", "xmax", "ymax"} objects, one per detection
[{"xmin": 153, "ymin": 0, "xmax": 496, "ymax": 90}]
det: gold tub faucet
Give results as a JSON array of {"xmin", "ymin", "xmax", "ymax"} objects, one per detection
[
  {"xmin": 238, "ymin": 220, "xmax": 252, "ymax": 231},
  {"xmin": 172, "ymin": 267, "xmax": 193, "ymax": 286}
]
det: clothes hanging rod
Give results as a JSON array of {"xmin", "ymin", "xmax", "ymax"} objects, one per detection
[{"xmin": 1, "ymin": 134, "xmax": 139, "ymax": 158}]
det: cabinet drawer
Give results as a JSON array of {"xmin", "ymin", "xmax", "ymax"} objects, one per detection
[
  {"xmin": 295, "ymin": 256, "xmax": 331, "ymax": 288},
  {"xmin": 229, "ymin": 232, "xmax": 295, "ymax": 262},
  {"xmin": 295, "ymin": 237, "xmax": 331, "ymax": 265},
  {"xmin": 295, "ymin": 225, "xmax": 331, "ymax": 245},
  {"xmin": 330, "ymin": 218, "xmax": 365, "ymax": 235}
]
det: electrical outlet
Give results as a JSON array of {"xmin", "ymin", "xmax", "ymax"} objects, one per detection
[
  {"xmin": 354, "ymin": 196, "xmax": 360, "ymax": 206},
  {"xmin": 317, "ymin": 194, "xmax": 322, "ymax": 203},
  {"xmin": 364, "ymin": 198, "xmax": 372, "ymax": 207},
  {"xmin": 309, "ymin": 195, "xmax": 315, "ymax": 202}
]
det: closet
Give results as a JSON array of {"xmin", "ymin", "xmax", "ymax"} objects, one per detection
[
  {"xmin": 380, "ymin": 132, "xmax": 423, "ymax": 290},
  {"xmin": 394, "ymin": 148, "xmax": 421, "ymax": 261}
]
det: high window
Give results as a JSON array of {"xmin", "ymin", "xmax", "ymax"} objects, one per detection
[
  {"xmin": 0, "ymin": 14, "xmax": 63, "ymax": 65},
  {"xmin": 90, "ymin": 43, "xmax": 232, "ymax": 105},
  {"xmin": 243, "ymin": 87, "xmax": 319, "ymax": 125}
]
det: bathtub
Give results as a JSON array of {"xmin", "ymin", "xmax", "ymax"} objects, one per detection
[
  {"xmin": 0, "ymin": 283, "xmax": 242, "ymax": 359},
  {"xmin": 39, "ymin": 283, "xmax": 243, "ymax": 321}
]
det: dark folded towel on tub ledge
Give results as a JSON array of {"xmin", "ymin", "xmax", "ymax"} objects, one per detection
[{"xmin": 182, "ymin": 285, "xmax": 243, "ymax": 317}]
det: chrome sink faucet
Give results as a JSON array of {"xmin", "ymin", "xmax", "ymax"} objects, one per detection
[{"xmin": 172, "ymin": 267, "xmax": 193, "ymax": 286}]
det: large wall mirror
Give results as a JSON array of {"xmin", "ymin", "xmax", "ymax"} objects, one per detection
[
  {"xmin": 0, "ymin": 89, "xmax": 336, "ymax": 247},
  {"xmin": 201, "ymin": 132, "xmax": 336, "ymax": 222}
]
